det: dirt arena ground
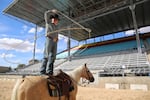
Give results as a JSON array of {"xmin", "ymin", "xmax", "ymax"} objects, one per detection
[
  {"xmin": 77, "ymin": 87, "xmax": 150, "ymax": 100},
  {"xmin": 0, "ymin": 77, "xmax": 150, "ymax": 100}
]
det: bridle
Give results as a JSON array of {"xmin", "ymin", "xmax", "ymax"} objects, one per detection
[
  {"xmin": 70, "ymin": 65, "xmax": 93, "ymax": 87},
  {"xmin": 81, "ymin": 66, "xmax": 92, "ymax": 85}
]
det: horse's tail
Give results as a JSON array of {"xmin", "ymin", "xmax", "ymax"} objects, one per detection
[{"xmin": 11, "ymin": 79, "xmax": 23, "ymax": 100}]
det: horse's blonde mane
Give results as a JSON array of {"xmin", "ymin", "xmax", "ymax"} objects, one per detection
[
  {"xmin": 73, "ymin": 65, "xmax": 84, "ymax": 71},
  {"xmin": 11, "ymin": 79, "xmax": 23, "ymax": 100},
  {"xmin": 68, "ymin": 65, "xmax": 85, "ymax": 82}
]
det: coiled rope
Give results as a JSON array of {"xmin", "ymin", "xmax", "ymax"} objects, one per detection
[{"xmin": 4, "ymin": 9, "xmax": 91, "ymax": 65}]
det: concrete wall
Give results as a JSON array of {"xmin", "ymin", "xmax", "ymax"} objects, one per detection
[{"xmin": 98, "ymin": 76, "xmax": 150, "ymax": 90}]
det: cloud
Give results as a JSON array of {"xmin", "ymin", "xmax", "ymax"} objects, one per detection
[
  {"xmin": 125, "ymin": 30, "xmax": 135, "ymax": 36},
  {"xmin": 20, "ymin": 25, "xmax": 28, "ymax": 34},
  {"xmin": 28, "ymin": 27, "xmax": 44, "ymax": 34},
  {"xmin": 34, "ymin": 48, "xmax": 43, "ymax": 54},
  {"xmin": 125, "ymin": 26, "xmax": 150, "ymax": 36},
  {"xmin": 0, "ymin": 38, "xmax": 34, "ymax": 52},
  {"xmin": 23, "ymin": 25, "xmax": 28, "ymax": 31},
  {"xmin": 139, "ymin": 26, "xmax": 150, "ymax": 33},
  {"xmin": 28, "ymin": 28, "xmax": 35, "ymax": 33},
  {"xmin": 0, "ymin": 34, "xmax": 8, "ymax": 37},
  {"xmin": 0, "ymin": 53, "xmax": 15, "ymax": 58}
]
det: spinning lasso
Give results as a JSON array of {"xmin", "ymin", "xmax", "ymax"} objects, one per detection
[
  {"xmin": 37, "ymin": 27, "xmax": 91, "ymax": 39},
  {"xmin": 45, "ymin": 9, "xmax": 92, "ymax": 58},
  {"xmin": 4, "ymin": 9, "xmax": 92, "ymax": 64}
]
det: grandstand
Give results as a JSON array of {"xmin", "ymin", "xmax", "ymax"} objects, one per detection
[
  {"xmin": 1, "ymin": 0, "xmax": 150, "ymax": 92},
  {"xmin": 6, "ymin": 33, "xmax": 150, "ymax": 78}
]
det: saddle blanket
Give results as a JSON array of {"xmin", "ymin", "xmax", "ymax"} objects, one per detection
[
  {"xmin": 48, "ymin": 83, "xmax": 74, "ymax": 97},
  {"xmin": 47, "ymin": 70, "xmax": 74, "ymax": 97}
]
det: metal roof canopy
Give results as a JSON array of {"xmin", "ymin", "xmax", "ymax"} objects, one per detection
[{"xmin": 3, "ymin": 0, "xmax": 150, "ymax": 41}]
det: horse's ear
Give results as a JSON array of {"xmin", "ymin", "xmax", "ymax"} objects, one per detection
[{"xmin": 84, "ymin": 63, "xmax": 87, "ymax": 67}]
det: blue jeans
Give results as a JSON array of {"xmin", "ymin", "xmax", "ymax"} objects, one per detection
[{"xmin": 40, "ymin": 37, "xmax": 57, "ymax": 74}]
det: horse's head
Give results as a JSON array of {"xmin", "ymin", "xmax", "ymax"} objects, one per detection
[{"xmin": 81, "ymin": 63, "xmax": 94, "ymax": 82}]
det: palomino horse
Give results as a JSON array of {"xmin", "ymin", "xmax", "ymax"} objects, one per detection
[{"xmin": 11, "ymin": 63, "xmax": 94, "ymax": 100}]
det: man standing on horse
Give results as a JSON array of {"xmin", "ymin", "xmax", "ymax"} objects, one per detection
[{"xmin": 40, "ymin": 11, "xmax": 59, "ymax": 75}]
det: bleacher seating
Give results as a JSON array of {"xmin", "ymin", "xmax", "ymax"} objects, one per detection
[
  {"xmin": 55, "ymin": 50, "xmax": 149, "ymax": 71},
  {"xmin": 77, "ymin": 40, "xmax": 137, "ymax": 56},
  {"xmin": 6, "ymin": 37, "xmax": 150, "ymax": 76},
  {"xmin": 7, "ymin": 59, "xmax": 67, "ymax": 75},
  {"xmin": 56, "ymin": 50, "xmax": 78, "ymax": 59},
  {"xmin": 56, "ymin": 40, "xmax": 138, "ymax": 58}
]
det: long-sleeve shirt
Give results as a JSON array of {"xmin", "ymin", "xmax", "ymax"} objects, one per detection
[{"xmin": 45, "ymin": 23, "xmax": 58, "ymax": 39}]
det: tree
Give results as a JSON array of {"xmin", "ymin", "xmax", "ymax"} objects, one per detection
[{"xmin": 17, "ymin": 64, "xmax": 26, "ymax": 69}]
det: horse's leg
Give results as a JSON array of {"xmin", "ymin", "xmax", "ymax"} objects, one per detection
[
  {"xmin": 69, "ymin": 90, "xmax": 77, "ymax": 100},
  {"xmin": 69, "ymin": 94, "xmax": 76, "ymax": 100},
  {"xmin": 70, "ymin": 84, "xmax": 78, "ymax": 100}
]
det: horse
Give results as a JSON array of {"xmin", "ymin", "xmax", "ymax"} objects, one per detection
[{"xmin": 11, "ymin": 63, "xmax": 94, "ymax": 100}]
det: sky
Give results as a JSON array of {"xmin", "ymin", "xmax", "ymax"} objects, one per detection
[
  {"xmin": 0, "ymin": 0, "xmax": 79, "ymax": 68},
  {"xmin": 1, "ymin": 0, "xmax": 150, "ymax": 68}
]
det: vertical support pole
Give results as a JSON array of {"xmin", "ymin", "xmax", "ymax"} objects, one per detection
[
  {"xmin": 33, "ymin": 25, "xmax": 37, "ymax": 64},
  {"xmin": 85, "ymin": 40, "xmax": 87, "ymax": 44},
  {"xmin": 113, "ymin": 34, "xmax": 115, "ymax": 39},
  {"xmin": 67, "ymin": 26, "xmax": 71, "ymax": 61},
  {"xmin": 102, "ymin": 36, "xmax": 104, "ymax": 41},
  {"xmin": 78, "ymin": 41, "xmax": 80, "ymax": 46},
  {"xmin": 67, "ymin": 8, "xmax": 71, "ymax": 61},
  {"xmin": 94, "ymin": 38, "xmax": 95, "ymax": 43},
  {"xmin": 129, "ymin": 0, "xmax": 141, "ymax": 53}
]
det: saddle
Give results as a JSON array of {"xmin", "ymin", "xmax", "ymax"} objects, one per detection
[{"xmin": 47, "ymin": 70, "xmax": 74, "ymax": 99}]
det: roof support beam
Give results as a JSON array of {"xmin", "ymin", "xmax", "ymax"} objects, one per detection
[
  {"xmin": 76, "ymin": 0, "xmax": 150, "ymax": 24},
  {"xmin": 90, "ymin": 0, "xmax": 95, "ymax": 5},
  {"xmin": 76, "ymin": 0, "xmax": 86, "ymax": 9},
  {"xmin": 129, "ymin": 0, "xmax": 142, "ymax": 53}
]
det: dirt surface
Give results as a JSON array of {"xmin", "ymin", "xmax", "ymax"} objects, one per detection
[
  {"xmin": 0, "ymin": 79, "xmax": 16, "ymax": 100},
  {"xmin": 77, "ymin": 86, "xmax": 150, "ymax": 100},
  {"xmin": 0, "ymin": 78, "xmax": 150, "ymax": 100}
]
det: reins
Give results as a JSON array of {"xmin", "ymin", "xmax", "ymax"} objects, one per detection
[{"xmin": 81, "ymin": 66, "xmax": 91, "ymax": 86}]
